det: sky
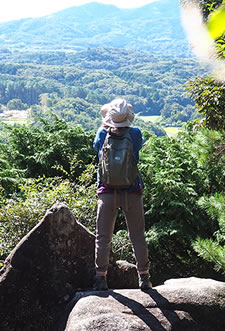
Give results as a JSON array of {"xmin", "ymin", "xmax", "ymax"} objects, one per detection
[{"xmin": 0, "ymin": 0, "xmax": 157, "ymax": 23}]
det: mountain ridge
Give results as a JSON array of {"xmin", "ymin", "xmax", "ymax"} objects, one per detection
[{"xmin": 0, "ymin": 1, "xmax": 191, "ymax": 57}]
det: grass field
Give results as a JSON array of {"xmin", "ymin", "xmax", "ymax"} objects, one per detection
[
  {"xmin": 139, "ymin": 115, "xmax": 162, "ymax": 123},
  {"xmin": 163, "ymin": 127, "xmax": 182, "ymax": 137},
  {"xmin": 139, "ymin": 115, "xmax": 182, "ymax": 137},
  {"xmin": 0, "ymin": 117, "xmax": 29, "ymax": 125}
]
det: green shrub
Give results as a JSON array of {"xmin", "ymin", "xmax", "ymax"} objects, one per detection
[
  {"xmin": 192, "ymin": 193, "xmax": 225, "ymax": 275},
  {"xmin": 140, "ymin": 131, "xmax": 206, "ymax": 228},
  {"xmin": 0, "ymin": 164, "xmax": 97, "ymax": 259},
  {"xmin": 112, "ymin": 230, "xmax": 134, "ymax": 263}
]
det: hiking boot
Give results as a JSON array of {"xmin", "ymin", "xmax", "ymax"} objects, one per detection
[
  {"xmin": 139, "ymin": 273, "xmax": 152, "ymax": 291},
  {"xmin": 93, "ymin": 275, "xmax": 108, "ymax": 291}
]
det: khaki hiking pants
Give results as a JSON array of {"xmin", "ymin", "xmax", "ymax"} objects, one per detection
[{"xmin": 95, "ymin": 191, "xmax": 150, "ymax": 275}]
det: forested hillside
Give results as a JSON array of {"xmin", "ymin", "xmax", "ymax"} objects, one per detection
[
  {"xmin": 0, "ymin": 0, "xmax": 190, "ymax": 57},
  {"xmin": 0, "ymin": 1, "xmax": 207, "ymax": 127},
  {"xmin": 0, "ymin": 0, "xmax": 224, "ymax": 287},
  {"xmin": 0, "ymin": 47, "xmax": 206, "ymax": 128}
]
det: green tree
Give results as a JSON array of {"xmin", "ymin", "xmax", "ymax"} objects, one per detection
[
  {"xmin": 181, "ymin": 0, "xmax": 225, "ymax": 278},
  {"xmin": 3, "ymin": 114, "xmax": 95, "ymax": 180},
  {"xmin": 193, "ymin": 193, "xmax": 225, "ymax": 275},
  {"xmin": 184, "ymin": 0, "xmax": 225, "ymax": 130},
  {"xmin": 7, "ymin": 99, "xmax": 28, "ymax": 110},
  {"xmin": 0, "ymin": 164, "xmax": 97, "ymax": 259},
  {"xmin": 140, "ymin": 128, "xmax": 224, "ymax": 283},
  {"xmin": 186, "ymin": 77, "xmax": 225, "ymax": 130}
]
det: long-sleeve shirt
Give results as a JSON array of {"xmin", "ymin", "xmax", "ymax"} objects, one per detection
[{"xmin": 93, "ymin": 127, "xmax": 144, "ymax": 194}]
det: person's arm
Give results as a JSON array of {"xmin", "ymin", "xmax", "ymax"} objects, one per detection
[
  {"xmin": 135, "ymin": 128, "xmax": 143, "ymax": 152},
  {"xmin": 130, "ymin": 128, "xmax": 143, "ymax": 162},
  {"xmin": 93, "ymin": 129, "xmax": 101, "ymax": 152},
  {"xmin": 93, "ymin": 128, "xmax": 107, "ymax": 154}
]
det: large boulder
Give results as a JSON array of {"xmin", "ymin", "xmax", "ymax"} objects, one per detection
[
  {"xmin": 59, "ymin": 277, "xmax": 225, "ymax": 331},
  {"xmin": 0, "ymin": 203, "xmax": 137, "ymax": 331},
  {"xmin": 1, "ymin": 203, "xmax": 224, "ymax": 331}
]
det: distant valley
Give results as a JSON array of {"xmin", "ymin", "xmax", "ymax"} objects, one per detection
[{"xmin": 0, "ymin": 1, "xmax": 206, "ymax": 132}]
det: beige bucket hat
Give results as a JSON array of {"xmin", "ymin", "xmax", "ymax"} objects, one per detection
[{"xmin": 101, "ymin": 98, "xmax": 134, "ymax": 128}]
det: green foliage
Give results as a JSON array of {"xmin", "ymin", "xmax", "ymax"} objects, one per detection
[
  {"xmin": 0, "ymin": 177, "xmax": 77, "ymax": 257},
  {"xmin": 141, "ymin": 131, "xmax": 206, "ymax": 228},
  {"xmin": 71, "ymin": 164, "xmax": 98, "ymax": 233},
  {"xmin": 184, "ymin": 0, "xmax": 225, "ymax": 131},
  {"xmin": 0, "ymin": 48, "xmax": 206, "ymax": 129},
  {"xmin": 198, "ymin": 0, "xmax": 224, "ymax": 19},
  {"xmin": 112, "ymin": 230, "xmax": 134, "ymax": 263},
  {"xmin": 7, "ymin": 98, "xmax": 28, "ymax": 110},
  {"xmin": 0, "ymin": 1, "xmax": 188, "ymax": 57},
  {"xmin": 193, "ymin": 237, "xmax": 225, "ymax": 274},
  {"xmin": 137, "ymin": 127, "xmax": 224, "ymax": 282},
  {"xmin": 190, "ymin": 129, "xmax": 225, "ymax": 192},
  {"xmin": 145, "ymin": 220, "xmax": 197, "ymax": 283},
  {"xmin": 106, "ymin": 128, "xmax": 224, "ymax": 282},
  {"xmin": 141, "ymin": 129, "xmax": 224, "ymax": 228},
  {"xmin": 0, "ymin": 123, "xmax": 224, "ymax": 283},
  {"xmin": 197, "ymin": 193, "xmax": 225, "ymax": 229},
  {"xmin": 186, "ymin": 77, "xmax": 225, "ymax": 130},
  {"xmin": 0, "ymin": 164, "xmax": 97, "ymax": 259},
  {"xmin": 207, "ymin": 3, "xmax": 225, "ymax": 39},
  {"xmin": 0, "ymin": 0, "xmax": 224, "ymax": 284},
  {"xmin": 0, "ymin": 79, "xmax": 59, "ymax": 106},
  {"xmin": 2, "ymin": 114, "xmax": 95, "ymax": 180},
  {"xmin": 192, "ymin": 193, "xmax": 225, "ymax": 274},
  {"xmin": 133, "ymin": 117, "xmax": 166, "ymax": 137}
]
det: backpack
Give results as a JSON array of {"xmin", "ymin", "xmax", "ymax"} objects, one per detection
[{"xmin": 99, "ymin": 128, "xmax": 138, "ymax": 188}]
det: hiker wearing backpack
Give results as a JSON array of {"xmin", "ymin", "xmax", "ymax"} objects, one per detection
[{"xmin": 93, "ymin": 98, "xmax": 152, "ymax": 291}]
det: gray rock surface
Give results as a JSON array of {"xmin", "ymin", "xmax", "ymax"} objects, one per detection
[
  {"xmin": 62, "ymin": 277, "xmax": 225, "ymax": 331},
  {"xmin": 0, "ymin": 203, "xmax": 137, "ymax": 331}
]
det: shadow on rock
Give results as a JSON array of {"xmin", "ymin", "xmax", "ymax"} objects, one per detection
[{"xmin": 56, "ymin": 278, "xmax": 225, "ymax": 331}]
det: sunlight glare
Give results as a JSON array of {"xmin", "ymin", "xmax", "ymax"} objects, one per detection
[{"xmin": 181, "ymin": 0, "xmax": 225, "ymax": 82}]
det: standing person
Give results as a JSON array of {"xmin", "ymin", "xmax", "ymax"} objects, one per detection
[{"xmin": 93, "ymin": 98, "xmax": 151, "ymax": 291}]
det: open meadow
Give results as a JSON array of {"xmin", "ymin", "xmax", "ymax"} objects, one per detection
[{"xmin": 139, "ymin": 115, "xmax": 182, "ymax": 136}]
